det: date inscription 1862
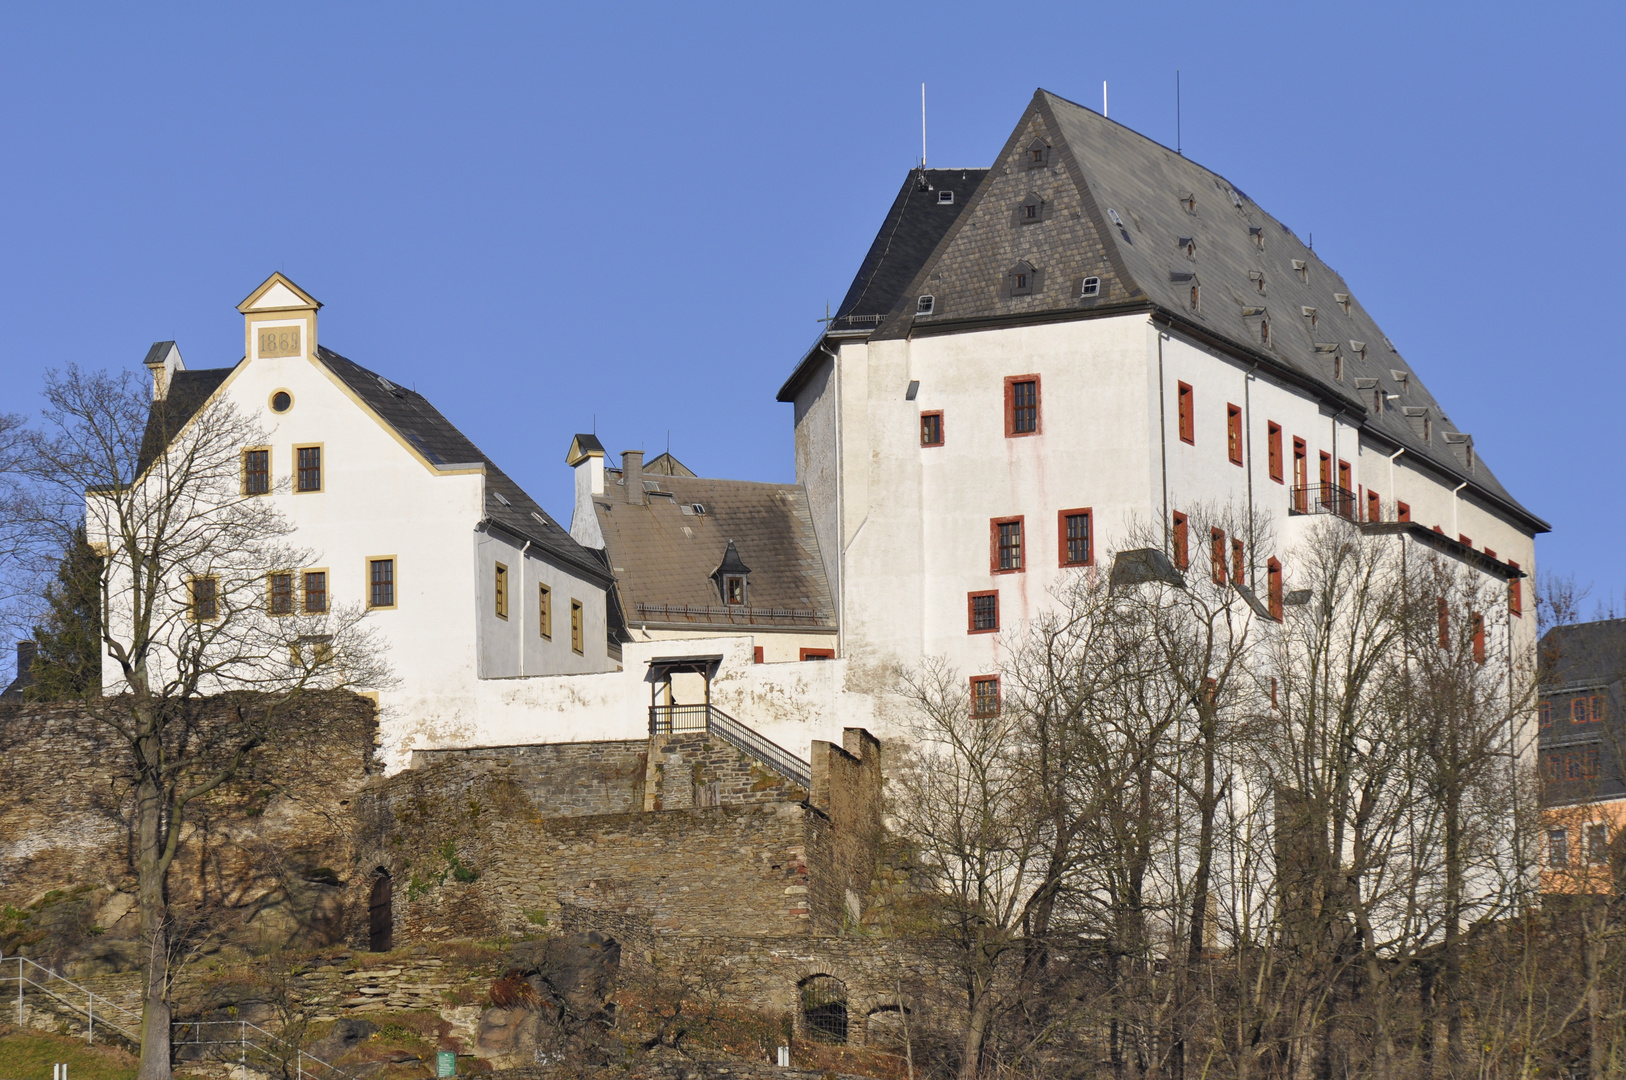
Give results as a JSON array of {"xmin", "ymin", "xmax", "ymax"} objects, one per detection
[{"xmin": 258, "ymin": 325, "xmax": 302, "ymax": 358}]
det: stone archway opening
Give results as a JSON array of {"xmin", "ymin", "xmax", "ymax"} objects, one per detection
[
  {"xmin": 368, "ymin": 870, "xmax": 393, "ymax": 952},
  {"xmin": 800, "ymin": 974, "xmax": 849, "ymax": 1044}
]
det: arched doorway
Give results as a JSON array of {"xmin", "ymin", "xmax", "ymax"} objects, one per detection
[
  {"xmin": 368, "ymin": 871, "xmax": 393, "ymax": 952},
  {"xmin": 800, "ymin": 974, "xmax": 848, "ymax": 1044}
]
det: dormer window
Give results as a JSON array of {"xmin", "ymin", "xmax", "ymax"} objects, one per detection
[
  {"xmin": 917, "ymin": 294, "xmax": 935, "ymax": 315},
  {"xmin": 1026, "ymin": 138, "xmax": 1050, "ymax": 168},
  {"xmin": 710, "ymin": 539, "xmax": 751, "ymax": 607},
  {"xmin": 1180, "ymin": 192, "xmax": 1196, "ymax": 213},
  {"xmin": 1020, "ymin": 193, "xmax": 1044, "ymax": 223},
  {"xmin": 1249, "ymin": 226, "xmax": 1265, "ymax": 250},
  {"xmin": 1302, "ymin": 305, "xmax": 1317, "ymax": 329},
  {"xmin": 1008, "ymin": 261, "xmax": 1036, "ymax": 297},
  {"xmin": 1250, "ymin": 271, "xmax": 1266, "ymax": 294},
  {"xmin": 937, "ymin": 189, "xmax": 954, "ymax": 204},
  {"xmin": 1334, "ymin": 292, "xmax": 1351, "ymax": 314},
  {"xmin": 1260, "ymin": 318, "xmax": 1271, "ymax": 346},
  {"xmin": 1292, "ymin": 258, "xmax": 1309, "ymax": 284},
  {"xmin": 1178, "ymin": 236, "xmax": 1196, "ymax": 259},
  {"xmin": 1080, "ymin": 276, "xmax": 1100, "ymax": 298},
  {"xmin": 1189, "ymin": 284, "xmax": 1200, "ymax": 312}
]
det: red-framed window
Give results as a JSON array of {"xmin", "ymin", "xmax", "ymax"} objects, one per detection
[
  {"xmin": 1210, "ymin": 528, "xmax": 1227, "ymax": 585},
  {"xmin": 1005, "ymin": 375, "xmax": 1041, "ymax": 437},
  {"xmin": 1177, "ymin": 382, "xmax": 1194, "ymax": 444},
  {"xmin": 1319, "ymin": 451, "xmax": 1332, "ymax": 493},
  {"xmin": 1267, "ymin": 558, "xmax": 1283, "ymax": 620},
  {"xmin": 1338, "ymin": 459, "xmax": 1351, "ymax": 494},
  {"xmin": 920, "ymin": 411, "xmax": 944, "ymax": 447},
  {"xmin": 991, "ymin": 516, "xmax": 1025, "ymax": 573},
  {"xmin": 753, "ymin": 646, "xmax": 764, "ymax": 664},
  {"xmin": 970, "ymin": 675, "xmax": 1001, "ymax": 718},
  {"xmin": 1172, "ymin": 511, "xmax": 1189, "ymax": 570},
  {"xmin": 1573, "ymin": 695, "xmax": 1607, "ymax": 724},
  {"xmin": 1292, "ymin": 438, "xmax": 1308, "ymax": 511},
  {"xmin": 1227, "ymin": 404, "xmax": 1243, "ymax": 465},
  {"xmin": 1397, "ymin": 501, "xmax": 1411, "ymax": 522},
  {"xmin": 800, "ymin": 648, "xmax": 835, "ymax": 661},
  {"xmin": 1059, "ymin": 508, "xmax": 1093, "ymax": 567},
  {"xmin": 1231, "ymin": 538, "xmax": 1245, "ymax": 586},
  {"xmin": 1510, "ymin": 561, "xmax": 1522, "ymax": 616},
  {"xmin": 1267, "ymin": 422, "xmax": 1283, "ymax": 482},
  {"xmin": 1438, "ymin": 597, "xmax": 1450, "ymax": 649},
  {"xmin": 1539, "ymin": 701, "xmax": 1552, "ymax": 728},
  {"xmin": 1367, "ymin": 489, "xmax": 1381, "ymax": 522},
  {"xmin": 968, "ymin": 590, "xmax": 999, "ymax": 634},
  {"xmin": 1472, "ymin": 612, "xmax": 1486, "ymax": 664}
]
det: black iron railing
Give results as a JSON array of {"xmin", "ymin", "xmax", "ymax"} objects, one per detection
[
  {"xmin": 648, "ymin": 704, "xmax": 812, "ymax": 789},
  {"xmin": 1290, "ymin": 484, "xmax": 1358, "ymax": 520}
]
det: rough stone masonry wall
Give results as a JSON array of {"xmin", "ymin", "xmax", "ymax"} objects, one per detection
[
  {"xmin": 0, "ymin": 695, "xmax": 377, "ymax": 972},
  {"xmin": 644, "ymin": 731, "xmax": 807, "ymax": 811},
  {"xmin": 809, "ymin": 730, "xmax": 884, "ymax": 928},
  {"xmin": 412, "ymin": 740, "xmax": 649, "ymax": 817}
]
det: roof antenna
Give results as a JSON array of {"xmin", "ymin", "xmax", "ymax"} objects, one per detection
[
  {"xmin": 1176, "ymin": 70, "xmax": 1182, "ymax": 155},
  {"xmin": 1103, "ymin": 80, "xmax": 1108, "ymax": 118},
  {"xmin": 920, "ymin": 82, "xmax": 927, "ymax": 168}
]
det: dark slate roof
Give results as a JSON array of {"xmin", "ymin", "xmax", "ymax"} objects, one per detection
[
  {"xmin": 137, "ymin": 366, "xmax": 236, "ymax": 475},
  {"xmin": 777, "ymin": 168, "xmax": 983, "ymax": 401},
  {"xmin": 141, "ymin": 341, "xmax": 177, "ymax": 367},
  {"xmin": 643, "ymin": 452, "xmax": 696, "ymax": 478},
  {"xmin": 1538, "ymin": 619, "xmax": 1626, "ymax": 805},
  {"xmin": 316, "ymin": 347, "xmax": 610, "ymax": 585},
  {"xmin": 592, "ymin": 470, "xmax": 835, "ymax": 634},
  {"xmin": 790, "ymin": 89, "xmax": 1545, "ymax": 534}
]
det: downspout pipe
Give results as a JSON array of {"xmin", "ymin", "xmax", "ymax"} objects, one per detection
[
  {"xmin": 1387, "ymin": 447, "xmax": 1405, "ymax": 513},
  {"xmin": 1244, "ymin": 361, "xmax": 1258, "ymax": 588},
  {"xmin": 820, "ymin": 341, "xmax": 844, "ymax": 660},
  {"xmin": 1155, "ymin": 320, "xmax": 1171, "ymax": 552},
  {"xmin": 1451, "ymin": 480, "xmax": 1468, "ymax": 539}
]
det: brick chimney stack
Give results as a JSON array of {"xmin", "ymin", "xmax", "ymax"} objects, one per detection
[{"xmin": 623, "ymin": 450, "xmax": 644, "ymax": 505}]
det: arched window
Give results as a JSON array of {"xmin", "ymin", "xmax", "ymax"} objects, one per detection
[
  {"xmin": 368, "ymin": 870, "xmax": 393, "ymax": 952},
  {"xmin": 801, "ymin": 975, "xmax": 849, "ymax": 1044}
]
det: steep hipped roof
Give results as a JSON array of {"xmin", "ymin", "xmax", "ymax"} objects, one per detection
[
  {"xmin": 316, "ymin": 347, "xmax": 610, "ymax": 585},
  {"xmin": 778, "ymin": 168, "xmax": 983, "ymax": 401},
  {"xmin": 591, "ymin": 470, "xmax": 834, "ymax": 634},
  {"xmin": 1541, "ymin": 619, "xmax": 1626, "ymax": 693},
  {"xmin": 789, "ymin": 90, "xmax": 1545, "ymax": 534}
]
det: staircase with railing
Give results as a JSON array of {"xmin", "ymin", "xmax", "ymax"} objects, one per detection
[
  {"xmin": 648, "ymin": 703, "xmax": 813, "ymax": 789},
  {"xmin": 4, "ymin": 953, "xmax": 359, "ymax": 1077}
]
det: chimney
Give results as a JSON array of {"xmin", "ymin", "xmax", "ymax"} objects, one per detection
[
  {"xmin": 141, "ymin": 342, "xmax": 185, "ymax": 402},
  {"xmin": 15, "ymin": 640, "xmax": 36, "ymax": 685},
  {"xmin": 565, "ymin": 435, "xmax": 607, "ymax": 549},
  {"xmin": 623, "ymin": 450, "xmax": 644, "ymax": 505}
]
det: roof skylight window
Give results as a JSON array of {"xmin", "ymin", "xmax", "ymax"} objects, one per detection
[
  {"xmin": 1080, "ymin": 276, "xmax": 1100, "ymax": 298},
  {"xmin": 917, "ymin": 294, "xmax": 935, "ymax": 315},
  {"xmin": 937, "ymin": 189, "xmax": 954, "ymax": 204}
]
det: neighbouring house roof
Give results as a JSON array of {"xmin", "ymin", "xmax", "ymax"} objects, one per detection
[
  {"xmin": 592, "ymin": 469, "xmax": 835, "ymax": 635},
  {"xmin": 783, "ymin": 89, "xmax": 1545, "ymax": 536},
  {"xmin": 1541, "ymin": 619, "xmax": 1626, "ymax": 693},
  {"xmin": 316, "ymin": 347, "xmax": 611, "ymax": 585}
]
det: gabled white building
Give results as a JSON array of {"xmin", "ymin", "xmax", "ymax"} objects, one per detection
[
  {"xmin": 99, "ymin": 274, "xmax": 618, "ymax": 765},
  {"xmin": 777, "ymin": 90, "xmax": 1548, "ymax": 690}
]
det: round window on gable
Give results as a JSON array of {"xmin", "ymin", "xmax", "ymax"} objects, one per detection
[{"xmin": 270, "ymin": 390, "xmax": 293, "ymax": 413}]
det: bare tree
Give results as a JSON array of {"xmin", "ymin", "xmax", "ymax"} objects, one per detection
[{"xmin": 11, "ymin": 365, "xmax": 390, "ymax": 1080}]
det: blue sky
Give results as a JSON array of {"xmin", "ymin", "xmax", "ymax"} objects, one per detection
[{"xmin": 2, "ymin": 3, "xmax": 1620, "ymax": 606}]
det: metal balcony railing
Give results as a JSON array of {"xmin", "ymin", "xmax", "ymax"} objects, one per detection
[
  {"xmin": 649, "ymin": 704, "xmax": 813, "ymax": 789},
  {"xmin": 1290, "ymin": 483, "xmax": 1359, "ymax": 520}
]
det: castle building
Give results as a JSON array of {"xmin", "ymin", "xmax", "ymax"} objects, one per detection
[
  {"xmin": 777, "ymin": 89, "xmax": 1546, "ymax": 691},
  {"xmin": 97, "ymin": 274, "xmax": 619, "ymax": 765}
]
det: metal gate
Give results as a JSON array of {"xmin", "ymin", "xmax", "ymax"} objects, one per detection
[
  {"xmin": 368, "ymin": 872, "xmax": 393, "ymax": 952},
  {"xmin": 800, "ymin": 975, "xmax": 848, "ymax": 1044}
]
